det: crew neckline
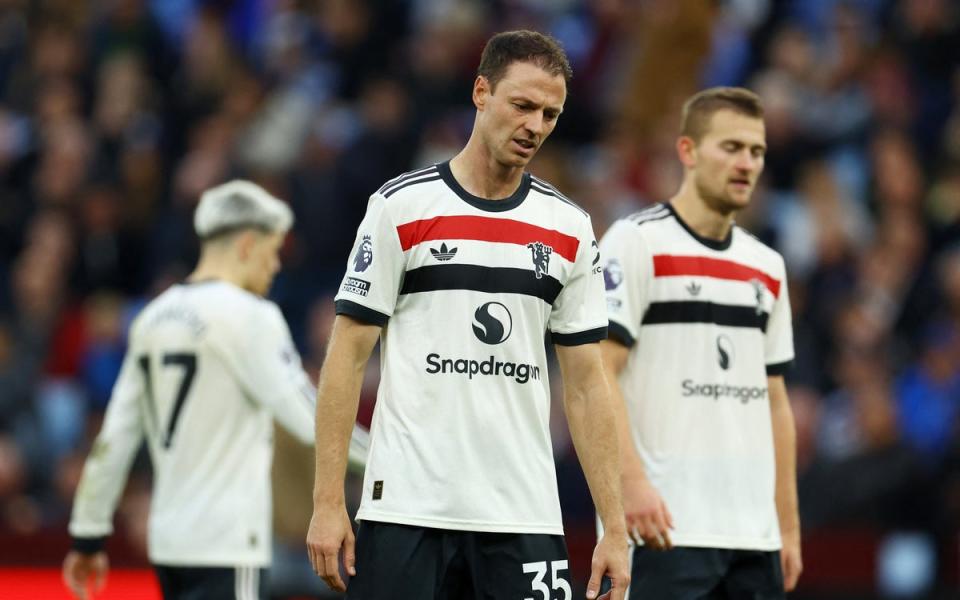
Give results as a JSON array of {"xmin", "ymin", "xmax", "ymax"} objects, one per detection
[
  {"xmin": 665, "ymin": 202, "xmax": 734, "ymax": 251},
  {"xmin": 438, "ymin": 161, "xmax": 531, "ymax": 212}
]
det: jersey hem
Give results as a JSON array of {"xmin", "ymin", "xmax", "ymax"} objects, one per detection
[
  {"xmin": 606, "ymin": 321, "xmax": 635, "ymax": 347},
  {"xmin": 356, "ymin": 510, "xmax": 564, "ymax": 536},
  {"xmin": 335, "ymin": 299, "xmax": 389, "ymax": 326},
  {"xmin": 150, "ymin": 554, "xmax": 271, "ymax": 568},
  {"xmin": 651, "ymin": 534, "xmax": 781, "ymax": 552},
  {"xmin": 552, "ymin": 326, "xmax": 607, "ymax": 346}
]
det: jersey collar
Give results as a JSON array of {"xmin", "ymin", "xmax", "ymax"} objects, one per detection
[
  {"xmin": 665, "ymin": 202, "xmax": 733, "ymax": 251},
  {"xmin": 438, "ymin": 161, "xmax": 531, "ymax": 212}
]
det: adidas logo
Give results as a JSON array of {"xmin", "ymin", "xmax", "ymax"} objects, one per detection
[
  {"xmin": 429, "ymin": 242, "xmax": 458, "ymax": 261},
  {"xmin": 686, "ymin": 281, "xmax": 701, "ymax": 296}
]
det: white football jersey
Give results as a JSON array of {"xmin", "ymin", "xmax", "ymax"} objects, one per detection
[
  {"xmin": 600, "ymin": 203, "xmax": 794, "ymax": 551},
  {"xmin": 69, "ymin": 280, "xmax": 368, "ymax": 566},
  {"xmin": 335, "ymin": 162, "xmax": 607, "ymax": 535}
]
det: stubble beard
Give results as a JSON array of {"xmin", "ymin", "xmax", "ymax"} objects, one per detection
[{"xmin": 695, "ymin": 175, "xmax": 750, "ymax": 217}]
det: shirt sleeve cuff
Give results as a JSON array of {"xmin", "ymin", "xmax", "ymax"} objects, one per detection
[
  {"xmin": 606, "ymin": 321, "xmax": 635, "ymax": 348},
  {"xmin": 72, "ymin": 536, "xmax": 107, "ymax": 554},
  {"xmin": 551, "ymin": 326, "xmax": 607, "ymax": 346},
  {"xmin": 766, "ymin": 360, "xmax": 792, "ymax": 376},
  {"xmin": 335, "ymin": 300, "xmax": 389, "ymax": 327}
]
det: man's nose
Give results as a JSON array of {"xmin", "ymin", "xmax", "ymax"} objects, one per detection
[
  {"xmin": 525, "ymin": 111, "xmax": 545, "ymax": 136},
  {"xmin": 735, "ymin": 150, "xmax": 757, "ymax": 171}
]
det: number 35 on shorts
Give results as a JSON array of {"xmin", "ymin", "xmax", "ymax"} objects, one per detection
[{"xmin": 523, "ymin": 560, "xmax": 572, "ymax": 600}]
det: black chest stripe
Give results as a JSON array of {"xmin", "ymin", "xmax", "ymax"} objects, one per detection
[
  {"xmin": 400, "ymin": 264, "xmax": 562, "ymax": 304},
  {"xmin": 642, "ymin": 301, "xmax": 769, "ymax": 331}
]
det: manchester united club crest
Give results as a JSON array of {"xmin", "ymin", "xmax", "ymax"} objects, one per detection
[
  {"xmin": 527, "ymin": 241, "xmax": 553, "ymax": 279},
  {"xmin": 749, "ymin": 278, "xmax": 765, "ymax": 315}
]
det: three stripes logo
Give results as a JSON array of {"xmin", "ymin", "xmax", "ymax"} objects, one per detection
[{"xmin": 429, "ymin": 242, "xmax": 458, "ymax": 261}]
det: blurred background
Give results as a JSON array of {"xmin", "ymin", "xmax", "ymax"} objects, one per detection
[{"xmin": 0, "ymin": 0, "xmax": 957, "ymax": 598}]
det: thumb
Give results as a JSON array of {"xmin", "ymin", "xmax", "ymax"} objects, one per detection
[
  {"xmin": 343, "ymin": 531, "xmax": 357, "ymax": 576},
  {"xmin": 586, "ymin": 561, "xmax": 603, "ymax": 599}
]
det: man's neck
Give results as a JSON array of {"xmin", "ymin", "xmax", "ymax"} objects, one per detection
[
  {"xmin": 669, "ymin": 181, "xmax": 736, "ymax": 242},
  {"xmin": 187, "ymin": 256, "xmax": 246, "ymax": 290},
  {"xmin": 449, "ymin": 139, "xmax": 525, "ymax": 200}
]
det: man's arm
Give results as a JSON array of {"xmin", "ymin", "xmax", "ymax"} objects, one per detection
[
  {"xmin": 306, "ymin": 314, "xmax": 381, "ymax": 592},
  {"xmin": 769, "ymin": 375, "xmax": 802, "ymax": 591},
  {"xmin": 600, "ymin": 339, "xmax": 673, "ymax": 550},
  {"xmin": 555, "ymin": 342, "xmax": 630, "ymax": 600},
  {"xmin": 65, "ymin": 353, "xmax": 145, "ymax": 599}
]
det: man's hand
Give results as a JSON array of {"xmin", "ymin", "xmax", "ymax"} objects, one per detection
[
  {"xmin": 623, "ymin": 464, "xmax": 674, "ymax": 550},
  {"xmin": 780, "ymin": 528, "xmax": 802, "ymax": 591},
  {"xmin": 62, "ymin": 550, "xmax": 108, "ymax": 599},
  {"xmin": 306, "ymin": 505, "xmax": 356, "ymax": 592},
  {"xmin": 587, "ymin": 532, "xmax": 630, "ymax": 600}
]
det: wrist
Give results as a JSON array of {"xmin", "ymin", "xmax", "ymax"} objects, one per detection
[
  {"xmin": 313, "ymin": 491, "xmax": 346, "ymax": 509},
  {"xmin": 599, "ymin": 514, "xmax": 627, "ymax": 537},
  {"xmin": 780, "ymin": 523, "xmax": 801, "ymax": 538},
  {"xmin": 620, "ymin": 456, "xmax": 647, "ymax": 482}
]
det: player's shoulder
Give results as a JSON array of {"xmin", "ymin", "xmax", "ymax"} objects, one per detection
[
  {"xmin": 622, "ymin": 203, "xmax": 674, "ymax": 228},
  {"xmin": 733, "ymin": 224, "xmax": 786, "ymax": 272},
  {"xmin": 169, "ymin": 281, "xmax": 281, "ymax": 323},
  {"xmin": 605, "ymin": 203, "xmax": 674, "ymax": 241},
  {"xmin": 374, "ymin": 164, "xmax": 443, "ymax": 202},
  {"xmin": 528, "ymin": 174, "xmax": 590, "ymax": 222}
]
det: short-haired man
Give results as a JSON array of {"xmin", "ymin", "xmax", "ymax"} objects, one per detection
[
  {"xmin": 599, "ymin": 87, "xmax": 802, "ymax": 598},
  {"xmin": 63, "ymin": 181, "xmax": 369, "ymax": 600},
  {"xmin": 307, "ymin": 30, "xmax": 630, "ymax": 600}
]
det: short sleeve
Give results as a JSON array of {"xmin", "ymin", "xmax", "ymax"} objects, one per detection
[
  {"xmin": 764, "ymin": 259, "xmax": 794, "ymax": 375},
  {"xmin": 334, "ymin": 193, "xmax": 405, "ymax": 326},
  {"xmin": 599, "ymin": 219, "xmax": 651, "ymax": 348},
  {"xmin": 548, "ymin": 216, "xmax": 608, "ymax": 345}
]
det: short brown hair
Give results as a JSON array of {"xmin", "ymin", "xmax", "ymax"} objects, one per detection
[
  {"xmin": 680, "ymin": 87, "xmax": 764, "ymax": 142},
  {"xmin": 477, "ymin": 30, "xmax": 572, "ymax": 92}
]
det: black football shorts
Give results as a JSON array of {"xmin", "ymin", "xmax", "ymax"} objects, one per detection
[
  {"xmin": 154, "ymin": 564, "xmax": 266, "ymax": 600},
  {"xmin": 604, "ymin": 545, "xmax": 784, "ymax": 600},
  {"xmin": 346, "ymin": 520, "xmax": 571, "ymax": 600}
]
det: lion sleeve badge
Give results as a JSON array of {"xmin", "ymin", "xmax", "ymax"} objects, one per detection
[{"xmin": 352, "ymin": 234, "xmax": 374, "ymax": 272}]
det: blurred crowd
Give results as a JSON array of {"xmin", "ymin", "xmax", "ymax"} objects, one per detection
[{"xmin": 0, "ymin": 0, "xmax": 957, "ymax": 597}]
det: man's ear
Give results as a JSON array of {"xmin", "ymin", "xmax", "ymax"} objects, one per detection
[
  {"xmin": 677, "ymin": 136, "xmax": 697, "ymax": 169},
  {"xmin": 473, "ymin": 75, "xmax": 489, "ymax": 111}
]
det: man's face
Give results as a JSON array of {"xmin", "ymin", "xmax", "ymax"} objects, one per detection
[
  {"xmin": 245, "ymin": 231, "xmax": 285, "ymax": 296},
  {"xmin": 687, "ymin": 109, "xmax": 766, "ymax": 213},
  {"xmin": 476, "ymin": 61, "xmax": 566, "ymax": 169}
]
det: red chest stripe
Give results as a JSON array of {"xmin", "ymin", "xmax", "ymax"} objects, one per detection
[
  {"xmin": 653, "ymin": 255, "xmax": 781, "ymax": 297},
  {"xmin": 396, "ymin": 216, "xmax": 580, "ymax": 261}
]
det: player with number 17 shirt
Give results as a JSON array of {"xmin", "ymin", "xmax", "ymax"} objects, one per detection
[{"xmin": 65, "ymin": 181, "xmax": 369, "ymax": 600}]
